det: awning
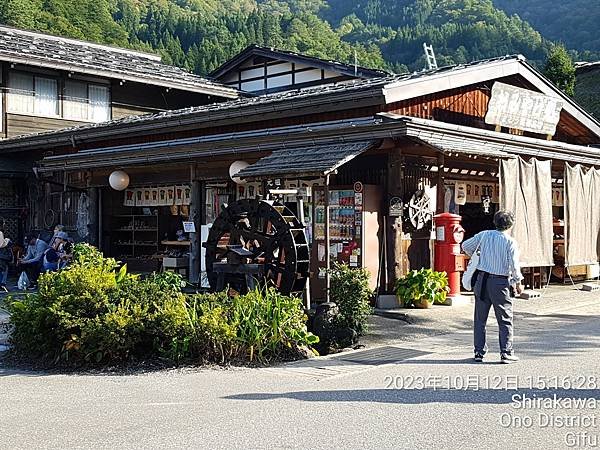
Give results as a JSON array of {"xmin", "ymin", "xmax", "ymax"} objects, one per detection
[
  {"xmin": 407, "ymin": 130, "xmax": 514, "ymax": 159},
  {"xmin": 236, "ymin": 141, "xmax": 379, "ymax": 179}
]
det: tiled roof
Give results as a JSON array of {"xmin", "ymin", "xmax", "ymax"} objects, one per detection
[
  {"xmin": 0, "ymin": 25, "xmax": 238, "ymax": 98},
  {"xmin": 236, "ymin": 141, "xmax": 378, "ymax": 178},
  {"xmin": 0, "ymin": 54, "xmax": 523, "ymax": 147}
]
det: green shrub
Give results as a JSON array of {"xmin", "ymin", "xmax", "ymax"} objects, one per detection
[
  {"xmin": 229, "ymin": 287, "xmax": 318, "ymax": 362},
  {"xmin": 394, "ymin": 268, "xmax": 449, "ymax": 307},
  {"xmin": 7, "ymin": 245, "xmax": 318, "ymax": 367},
  {"xmin": 329, "ymin": 263, "xmax": 374, "ymax": 335},
  {"xmin": 146, "ymin": 271, "xmax": 185, "ymax": 293}
]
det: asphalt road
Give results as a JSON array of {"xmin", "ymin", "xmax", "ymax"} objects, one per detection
[{"xmin": 1, "ymin": 296, "xmax": 599, "ymax": 450}]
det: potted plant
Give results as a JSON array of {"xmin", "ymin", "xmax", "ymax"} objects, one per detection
[{"xmin": 394, "ymin": 268, "xmax": 449, "ymax": 309}]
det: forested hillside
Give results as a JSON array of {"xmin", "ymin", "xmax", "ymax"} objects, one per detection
[
  {"xmin": 492, "ymin": 0, "xmax": 600, "ymax": 59},
  {"xmin": 0, "ymin": 0, "xmax": 596, "ymax": 77}
]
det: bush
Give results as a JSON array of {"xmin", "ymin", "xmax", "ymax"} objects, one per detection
[
  {"xmin": 394, "ymin": 268, "xmax": 449, "ymax": 307},
  {"xmin": 7, "ymin": 245, "xmax": 318, "ymax": 367},
  {"xmin": 329, "ymin": 263, "xmax": 373, "ymax": 335}
]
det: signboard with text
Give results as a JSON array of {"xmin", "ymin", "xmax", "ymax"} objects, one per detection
[{"xmin": 485, "ymin": 82, "xmax": 563, "ymax": 136}]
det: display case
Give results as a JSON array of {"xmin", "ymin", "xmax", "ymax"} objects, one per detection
[
  {"xmin": 112, "ymin": 210, "xmax": 159, "ymax": 257},
  {"xmin": 310, "ymin": 184, "xmax": 382, "ymax": 301}
]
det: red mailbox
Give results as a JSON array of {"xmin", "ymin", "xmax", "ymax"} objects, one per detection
[{"xmin": 433, "ymin": 213, "xmax": 465, "ymax": 298}]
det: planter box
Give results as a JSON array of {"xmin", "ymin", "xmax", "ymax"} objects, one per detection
[
  {"xmin": 162, "ymin": 257, "xmax": 189, "ymax": 268},
  {"xmin": 376, "ymin": 295, "xmax": 401, "ymax": 309}
]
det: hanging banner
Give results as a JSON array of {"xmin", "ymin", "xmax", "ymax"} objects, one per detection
[
  {"xmin": 564, "ymin": 164, "xmax": 600, "ymax": 266},
  {"xmin": 123, "ymin": 189, "xmax": 135, "ymax": 207},
  {"xmin": 174, "ymin": 185, "xmax": 185, "ymax": 205},
  {"xmin": 500, "ymin": 157, "xmax": 553, "ymax": 267},
  {"xmin": 135, "ymin": 189, "xmax": 143, "ymax": 207},
  {"xmin": 454, "ymin": 183, "xmax": 467, "ymax": 205},
  {"xmin": 158, "ymin": 187, "xmax": 168, "ymax": 206},
  {"xmin": 183, "ymin": 185, "xmax": 192, "ymax": 205}
]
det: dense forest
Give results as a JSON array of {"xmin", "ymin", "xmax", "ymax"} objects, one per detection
[
  {"xmin": 492, "ymin": 0, "xmax": 600, "ymax": 58},
  {"xmin": 0, "ymin": 0, "xmax": 596, "ymax": 77}
]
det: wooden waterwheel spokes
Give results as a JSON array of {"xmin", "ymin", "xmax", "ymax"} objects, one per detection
[{"xmin": 204, "ymin": 198, "xmax": 309, "ymax": 295}]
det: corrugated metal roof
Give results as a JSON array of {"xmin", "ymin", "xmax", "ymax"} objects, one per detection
[
  {"xmin": 229, "ymin": 141, "xmax": 378, "ymax": 178},
  {"xmin": 0, "ymin": 25, "xmax": 238, "ymax": 98}
]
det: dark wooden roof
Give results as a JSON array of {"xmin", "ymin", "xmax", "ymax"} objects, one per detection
[
  {"xmin": 4, "ymin": 54, "xmax": 600, "ymax": 151},
  {"xmin": 210, "ymin": 44, "xmax": 390, "ymax": 80},
  {"xmin": 236, "ymin": 141, "xmax": 379, "ymax": 178},
  {"xmin": 0, "ymin": 25, "xmax": 238, "ymax": 98},
  {"xmin": 0, "ymin": 55, "xmax": 523, "ymax": 150}
]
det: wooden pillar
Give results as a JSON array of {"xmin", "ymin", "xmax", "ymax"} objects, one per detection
[
  {"xmin": 189, "ymin": 164, "xmax": 204, "ymax": 285},
  {"xmin": 387, "ymin": 147, "xmax": 406, "ymax": 291},
  {"xmin": 88, "ymin": 186, "xmax": 99, "ymax": 246},
  {"xmin": 436, "ymin": 153, "xmax": 446, "ymax": 213},
  {"xmin": 324, "ymin": 174, "xmax": 331, "ymax": 302}
]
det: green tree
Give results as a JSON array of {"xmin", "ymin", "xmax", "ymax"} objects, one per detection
[{"xmin": 544, "ymin": 44, "xmax": 576, "ymax": 97}]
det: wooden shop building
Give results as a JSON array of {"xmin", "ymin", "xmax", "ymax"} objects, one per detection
[{"xmin": 4, "ymin": 49, "xmax": 600, "ymax": 302}]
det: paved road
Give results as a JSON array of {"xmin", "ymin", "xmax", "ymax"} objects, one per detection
[{"xmin": 1, "ymin": 295, "xmax": 599, "ymax": 450}]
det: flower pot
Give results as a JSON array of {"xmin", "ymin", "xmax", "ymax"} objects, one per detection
[{"xmin": 413, "ymin": 299, "xmax": 432, "ymax": 309}]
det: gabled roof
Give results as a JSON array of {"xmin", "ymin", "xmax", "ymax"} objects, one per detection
[
  {"xmin": 576, "ymin": 61, "xmax": 600, "ymax": 75},
  {"xmin": 2, "ymin": 54, "xmax": 600, "ymax": 151},
  {"xmin": 0, "ymin": 25, "xmax": 239, "ymax": 98},
  {"xmin": 210, "ymin": 44, "xmax": 390, "ymax": 80}
]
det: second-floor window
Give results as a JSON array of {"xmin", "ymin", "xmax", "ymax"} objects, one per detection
[
  {"xmin": 7, "ymin": 72, "xmax": 111, "ymax": 123},
  {"xmin": 64, "ymin": 80, "xmax": 110, "ymax": 122},
  {"xmin": 8, "ymin": 72, "xmax": 58, "ymax": 116}
]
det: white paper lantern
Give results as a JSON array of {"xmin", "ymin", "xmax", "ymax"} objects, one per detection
[
  {"xmin": 109, "ymin": 170, "xmax": 130, "ymax": 191},
  {"xmin": 229, "ymin": 160, "xmax": 249, "ymax": 185}
]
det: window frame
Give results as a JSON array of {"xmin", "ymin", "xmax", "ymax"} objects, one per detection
[
  {"xmin": 7, "ymin": 71, "xmax": 61, "ymax": 118},
  {"xmin": 7, "ymin": 70, "xmax": 111, "ymax": 123}
]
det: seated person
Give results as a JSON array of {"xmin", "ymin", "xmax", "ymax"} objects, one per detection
[
  {"xmin": 0, "ymin": 231, "xmax": 12, "ymax": 292},
  {"xmin": 18, "ymin": 234, "xmax": 50, "ymax": 287},
  {"xmin": 42, "ymin": 234, "xmax": 67, "ymax": 273},
  {"xmin": 56, "ymin": 232, "xmax": 73, "ymax": 269}
]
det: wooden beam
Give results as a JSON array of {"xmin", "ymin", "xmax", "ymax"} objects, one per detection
[
  {"xmin": 189, "ymin": 164, "xmax": 204, "ymax": 285},
  {"xmin": 436, "ymin": 153, "xmax": 445, "ymax": 213}
]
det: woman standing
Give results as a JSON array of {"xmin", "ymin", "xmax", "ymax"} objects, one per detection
[{"xmin": 461, "ymin": 210, "xmax": 524, "ymax": 364}]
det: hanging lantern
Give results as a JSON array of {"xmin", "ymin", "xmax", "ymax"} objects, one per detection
[
  {"xmin": 229, "ymin": 160, "xmax": 249, "ymax": 185},
  {"xmin": 109, "ymin": 170, "xmax": 130, "ymax": 191}
]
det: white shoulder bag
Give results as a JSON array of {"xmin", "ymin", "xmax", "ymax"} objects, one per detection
[{"xmin": 462, "ymin": 239, "xmax": 482, "ymax": 291}]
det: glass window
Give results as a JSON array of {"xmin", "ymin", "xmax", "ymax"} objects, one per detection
[
  {"xmin": 89, "ymin": 85, "xmax": 110, "ymax": 122},
  {"xmin": 7, "ymin": 72, "xmax": 34, "ymax": 114},
  {"xmin": 63, "ymin": 80, "xmax": 88, "ymax": 120},
  {"xmin": 34, "ymin": 77, "xmax": 58, "ymax": 116}
]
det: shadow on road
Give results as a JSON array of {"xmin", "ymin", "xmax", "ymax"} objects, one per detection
[{"xmin": 225, "ymin": 388, "xmax": 600, "ymax": 405}]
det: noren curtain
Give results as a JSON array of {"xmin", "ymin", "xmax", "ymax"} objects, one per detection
[
  {"xmin": 564, "ymin": 164, "xmax": 600, "ymax": 266},
  {"xmin": 500, "ymin": 157, "xmax": 554, "ymax": 267}
]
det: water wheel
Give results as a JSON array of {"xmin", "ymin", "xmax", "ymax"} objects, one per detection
[
  {"xmin": 204, "ymin": 199, "xmax": 310, "ymax": 296},
  {"xmin": 406, "ymin": 190, "xmax": 433, "ymax": 231}
]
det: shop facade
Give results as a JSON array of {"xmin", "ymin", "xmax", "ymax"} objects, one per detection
[{"xmin": 4, "ymin": 54, "xmax": 600, "ymax": 302}]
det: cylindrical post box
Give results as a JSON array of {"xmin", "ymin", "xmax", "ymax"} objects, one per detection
[{"xmin": 433, "ymin": 213, "xmax": 465, "ymax": 298}]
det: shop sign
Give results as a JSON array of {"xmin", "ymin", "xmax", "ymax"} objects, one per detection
[
  {"xmin": 485, "ymin": 82, "xmax": 563, "ymax": 136},
  {"xmin": 183, "ymin": 221, "xmax": 196, "ymax": 233},
  {"xmin": 389, "ymin": 196, "xmax": 404, "ymax": 217}
]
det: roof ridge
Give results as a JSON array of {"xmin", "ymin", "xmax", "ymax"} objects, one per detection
[{"xmin": 0, "ymin": 24, "xmax": 162, "ymax": 61}]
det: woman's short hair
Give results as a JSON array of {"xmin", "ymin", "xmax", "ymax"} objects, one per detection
[{"xmin": 494, "ymin": 210, "xmax": 515, "ymax": 231}]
